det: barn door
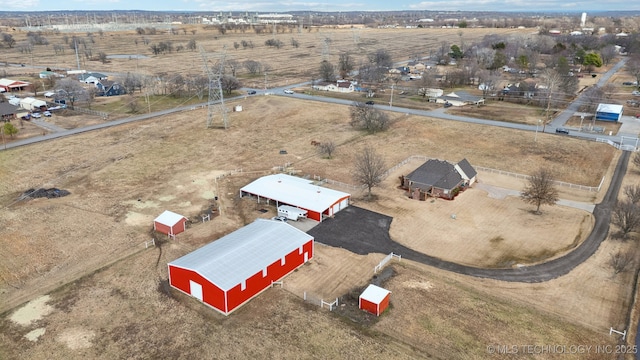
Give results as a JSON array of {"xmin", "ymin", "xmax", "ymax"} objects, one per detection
[{"xmin": 189, "ymin": 280, "xmax": 203, "ymax": 301}]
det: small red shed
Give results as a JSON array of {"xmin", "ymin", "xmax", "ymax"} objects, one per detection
[
  {"xmin": 153, "ymin": 210, "xmax": 188, "ymax": 236},
  {"xmin": 359, "ymin": 284, "xmax": 391, "ymax": 316}
]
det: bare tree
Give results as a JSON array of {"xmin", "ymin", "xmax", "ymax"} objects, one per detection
[
  {"xmin": 56, "ymin": 78, "xmax": 87, "ymax": 109},
  {"xmin": 540, "ymin": 69, "xmax": 565, "ymax": 123},
  {"xmin": 520, "ymin": 168, "xmax": 559, "ymax": 214},
  {"xmin": 349, "ymin": 102, "xmax": 390, "ymax": 134},
  {"xmin": 186, "ymin": 39, "xmax": 197, "ymax": 51},
  {"xmin": 611, "ymin": 200, "xmax": 640, "ymax": 240},
  {"xmin": 220, "ymin": 75, "xmax": 241, "ymax": 95},
  {"xmin": 319, "ymin": 60, "xmax": 336, "ymax": 82},
  {"xmin": 317, "ymin": 141, "xmax": 336, "ymax": 159},
  {"xmin": 627, "ymin": 55, "xmax": 640, "ymax": 88},
  {"xmin": 98, "ymin": 51, "xmax": 108, "ymax": 64},
  {"xmin": 2, "ymin": 33, "xmax": 16, "ymax": 48},
  {"xmin": 609, "ymin": 251, "xmax": 634, "ymax": 275},
  {"xmin": 477, "ymin": 70, "xmax": 500, "ymax": 98},
  {"xmin": 600, "ymin": 45, "xmax": 617, "ymax": 66},
  {"xmin": 126, "ymin": 94, "xmax": 139, "ymax": 113},
  {"xmin": 85, "ymin": 87, "xmax": 97, "ymax": 109},
  {"xmin": 353, "ymin": 146, "xmax": 386, "ymax": 200},
  {"xmin": 243, "ymin": 60, "xmax": 262, "ymax": 75},
  {"xmin": 624, "ymin": 184, "xmax": 640, "ymax": 204},
  {"xmin": 634, "ymin": 152, "xmax": 640, "ymax": 169},
  {"xmin": 338, "ymin": 52, "xmax": 354, "ymax": 79}
]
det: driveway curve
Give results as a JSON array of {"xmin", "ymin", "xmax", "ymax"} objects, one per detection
[{"xmin": 309, "ymin": 151, "xmax": 629, "ymax": 283}]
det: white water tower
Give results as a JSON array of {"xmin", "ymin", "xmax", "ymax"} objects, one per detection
[{"xmin": 580, "ymin": 12, "xmax": 587, "ymax": 27}]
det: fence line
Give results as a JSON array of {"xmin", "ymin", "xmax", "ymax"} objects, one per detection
[
  {"xmin": 144, "ymin": 238, "xmax": 155, "ymax": 249},
  {"xmin": 374, "ymin": 252, "xmax": 402, "ymax": 274},
  {"xmin": 475, "ymin": 166, "xmax": 602, "ymax": 192},
  {"xmin": 302, "ymin": 291, "xmax": 339, "ymax": 311},
  {"xmin": 295, "ymin": 153, "xmax": 603, "ymax": 195},
  {"xmin": 597, "ymin": 138, "xmax": 640, "ymax": 152},
  {"xmin": 70, "ymin": 106, "xmax": 109, "ymax": 118}
]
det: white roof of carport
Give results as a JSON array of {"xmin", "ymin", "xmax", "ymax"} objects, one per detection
[{"xmin": 240, "ymin": 174, "xmax": 350, "ymax": 213}]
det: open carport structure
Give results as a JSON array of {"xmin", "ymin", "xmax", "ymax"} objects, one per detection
[{"xmin": 240, "ymin": 174, "xmax": 350, "ymax": 222}]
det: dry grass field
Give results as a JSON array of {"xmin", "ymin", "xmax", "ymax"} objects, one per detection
[
  {"xmin": 0, "ymin": 25, "xmax": 635, "ymax": 359},
  {"xmin": 0, "ymin": 26, "xmax": 532, "ymax": 88}
]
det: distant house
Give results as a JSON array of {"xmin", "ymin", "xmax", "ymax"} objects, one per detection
[
  {"xmin": 0, "ymin": 78, "xmax": 31, "ymax": 93},
  {"xmin": 436, "ymin": 91, "xmax": 485, "ymax": 106},
  {"xmin": 0, "ymin": 102, "xmax": 19, "ymax": 121},
  {"xmin": 407, "ymin": 61, "xmax": 426, "ymax": 73},
  {"xmin": 421, "ymin": 88, "xmax": 444, "ymax": 101},
  {"xmin": 401, "ymin": 158, "xmax": 477, "ymax": 200},
  {"xmin": 596, "ymin": 103, "xmax": 623, "ymax": 122},
  {"xmin": 39, "ymin": 71, "xmax": 64, "ymax": 79},
  {"xmin": 96, "ymin": 80, "xmax": 126, "ymax": 96},
  {"xmin": 313, "ymin": 80, "xmax": 356, "ymax": 93},
  {"xmin": 502, "ymin": 82, "xmax": 538, "ymax": 98},
  {"xmin": 78, "ymin": 72, "xmax": 108, "ymax": 84},
  {"xmin": 19, "ymin": 97, "xmax": 48, "ymax": 112}
]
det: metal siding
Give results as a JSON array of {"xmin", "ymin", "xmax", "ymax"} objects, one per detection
[
  {"xmin": 307, "ymin": 211, "xmax": 321, "ymax": 222},
  {"xmin": 168, "ymin": 220, "xmax": 313, "ymax": 291},
  {"xmin": 168, "ymin": 265, "xmax": 226, "ymax": 313},
  {"xmin": 225, "ymin": 239, "xmax": 314, "ymax": 314},
  {"xmin": 154, "ymin": 222, "xmax": 172, "ymax": 235},
  {"xmin": 360, "ymin": 298, "xmax": 378, "ymax": 315},
  {"xmin": 379, "ymin": 293, "xmax": 390, "ymax": 315}
]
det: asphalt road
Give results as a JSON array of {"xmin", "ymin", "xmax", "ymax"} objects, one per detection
[
  {"xmin": 310, "ymin": 151, "xmax": 629, "ymax": 283},
  {"xmin": 2, "ymin": 63, "xmax": 632, "ymax": 284},
  {"xmin": 3, "ymin": 58, "xmax": 632, "ymax": 150},
  {"xmin": 550, "ymin": 58, "xmax": 628, "ymax": 131}
]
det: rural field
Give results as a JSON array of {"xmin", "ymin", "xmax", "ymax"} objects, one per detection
[{"xmin": 0, "ymin": 25, "xmax": 637, "ymax": 359}]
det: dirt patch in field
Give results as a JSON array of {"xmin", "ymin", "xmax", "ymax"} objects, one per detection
[
  {"xmin": 57, "ymin": 327, "xmax": 95, "ymax": 349},
  {"xmin": 9, "ymin": 295, "xmax": 54, "ymax": 326}
]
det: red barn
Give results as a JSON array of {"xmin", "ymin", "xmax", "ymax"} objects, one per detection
[
  {"xmin": 168, "ymin": 219, "xmax": 314, "ymax": 316},
  {"xmin": 239, "ymin": 174, "xmax": 350, "ymax": 222},
  {"xmin": 359, "ymin": 284, "xmax": 391, "ymax": 316},
  {"xmin": 153, "ymin": 210, "xmax": 188, "ymax": 236}
]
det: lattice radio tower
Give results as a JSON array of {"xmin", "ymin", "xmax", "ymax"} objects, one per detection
[{"xmin": 200, "ymin": 46, "xmax": 229, "ymax": 129}]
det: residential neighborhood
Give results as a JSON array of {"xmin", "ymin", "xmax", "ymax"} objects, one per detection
[{"xmin": 1, "ymin": 8, "xmax": 640, "ymax": 360}]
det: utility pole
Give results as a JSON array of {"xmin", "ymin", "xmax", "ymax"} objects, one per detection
[
  {"xmin": 389, "ymin": 85, "xmax": 394, "ymax": 108},
  {"xmin": 264, "ymin": 72, "xmax": 268, "ymax": 90}
]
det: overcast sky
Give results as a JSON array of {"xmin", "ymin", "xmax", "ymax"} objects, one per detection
[{"xmin": 2, "ymin": 0, "xmax": 637, "ymax": 12}]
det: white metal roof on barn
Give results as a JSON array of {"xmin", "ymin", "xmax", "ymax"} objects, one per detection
[
  {"xmin": 596, "ymin": 103, "xmax": 624, "ymax": 114},
  {"xmin": 360, "ymin": 284, "xmax": 391, "ymax": 303},
  {"xmin": 240, "ymin": 174, "xmax": 350, "ymax": 213},
  {"xmin": 169, "ymin": 219, "xmax": 312, "ymax": 291},
  {"xmin": 154, "ymin": 210, "xmax": 186, "ymax": 226}
]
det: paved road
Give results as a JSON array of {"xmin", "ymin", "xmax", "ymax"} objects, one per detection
[
  {"xmin": 549, "ymin": 58, "xmax": 628, "ymax": 131},
  {"xmin": 311, "ymin": 151, "xmax": 629, "ymax": 283},
  {"xmin": 3, "ymin": 58, "xmax": 632, "ymax": 151},
  {"xmin": 1, "ymin": 60, "xmax": 631, "ymax": 283}
]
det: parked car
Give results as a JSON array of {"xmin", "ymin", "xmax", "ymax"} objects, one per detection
[
  {"xmin": 623, "ymin": 81, "xmax": 635, "ymax": 86},
  {"xmin": 632, "ymin": 90, "xmax": 640, "ymax": 96},
  {"xmin": 555, "ymin": 128, "xmax": 569, "ymax": 135},
  {"xmin": 43, "ymin": 111, "xmax": 52, "ymax": 117},
  {"xmin": 247, "ymin": 90, "xmax": 257, "ymax": 95},
  {"xmin": 271, "ymin": 216, "xmax": 288, "ymax": 222},
  {"xmin": 31, "ymin": 112, "xmax": 42, "ymax": 118},
  {"xmin": 283, "ymin": 89, "xmax": 294, "ymax": 94},
  {"xmin": 443, "ymin": 102, "xmax": 452, "ymax": 108},
  {"xmin": 365, "ymin": 100, "xmax": 374, "ymax": 105}
]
